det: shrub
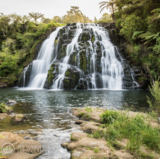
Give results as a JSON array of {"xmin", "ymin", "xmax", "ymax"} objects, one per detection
[
  {"xmin": 93, "ymin": 129, "xmax": 104, "ymax": 139},
  {"xmin": 0, "ymin": 103, "xmax": 7, "ymax": 113},
  {"xmin": 93, "ymin": 148, "xmax": 100, "ymax": 153},
  {"xmin": 100, "ymin": 110, "xmax": 120, "ymax": 124},
  {"xmin": 147, "ymin": 80, "xmax": 160, "ymax": 109}
]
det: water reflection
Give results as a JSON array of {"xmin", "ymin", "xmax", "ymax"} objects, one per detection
[{"xmin": 0, "ymin": 88, "xmax": 152, "ymax": 159}]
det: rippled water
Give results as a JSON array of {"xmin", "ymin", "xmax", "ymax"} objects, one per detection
[{"xmin": 0, "ymin": 88, "xmax": 152, "ymax": 159}]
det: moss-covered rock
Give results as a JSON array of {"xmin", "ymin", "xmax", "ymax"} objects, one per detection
[
  {"xmin": 78, "ymin": 32, "xmax": 91, "ymax": 42},
  {"xmin": 79, "ymin": 51, "xmax": 87, "ymax": 71},
  {"xmin": 91, "ymin": 35, "xmax": 95, "ymax": 42},
  {"xmin": 64, "ymin": 67, "xmax": 80, "ymax": 89},
  {"xmin": 68, "ymin": 51, "xmax": 77, "ymax": 65}
]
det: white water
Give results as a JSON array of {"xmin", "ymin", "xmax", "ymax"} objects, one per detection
[
  {"xmin": 23, "ymin": 65, "xmax": 29, "ymax": 87},
  {"xmin": 22, "ymin": 23, "xmax": 138, "ymax": 90},
  {"xmin": 52, "ymin": 23, "xmax": 83, "ymax": 89},
  {"xmin": 27, "ymin": 27, "xmax": 62, "ymax": 88},
  {"xmin": 86, "ymin": 24, "xmax": 123, "ymax": 89}
]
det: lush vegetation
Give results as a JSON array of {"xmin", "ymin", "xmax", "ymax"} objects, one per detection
[
  {"xmin": 0, "ymin": 103, "xmax": 7, "ymax": 113},
  {"xmin": 99, "ymin": 0, "xmax": 160, "ymax": 82},
  {"xmin": 147, "ymin": 80, "xmax": 160, "ymax": 114},
  {"xmin": 89, "ymin": 110, "xmax": 160, "ymax": 158},
  {"xmin": 0, "ymin": 6, "xmax": 93, "ymax": 86}
]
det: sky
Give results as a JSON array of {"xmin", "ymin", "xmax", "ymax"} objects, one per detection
[{"xmin": 0, "ymin": 0, "xmax": 109, "ymax": 20}]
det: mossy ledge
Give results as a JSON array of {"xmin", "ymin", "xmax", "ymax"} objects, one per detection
[{"xmin": 62, "ymin": 107, "xmax": 160, "ymax": 159}]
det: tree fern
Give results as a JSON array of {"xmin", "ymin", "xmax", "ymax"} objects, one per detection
[{"xmin": 132, "ymin": 31, "xmax": 144, "ymax": 40}]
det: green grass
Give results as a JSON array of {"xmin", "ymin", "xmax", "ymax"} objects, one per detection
[
  {"xmin": 100, "ymin": 110, "xmax": 119, "ymax": 124},
  {"xmin": 85, "ymin": 107, "xmax": 93, "ymax": 113},
  {"xmin": 94, "ymin": 148, "xmax": 100, "ymax": 153},
  {"xmin": 93, "ymin": 129, "xmax": 104, "ymax": 139},
  {"xmin": 79, "ymin": 112, "xmax": 91, "ymax": 119},
  {"xmin": 93, "ymin": 110, "xmax": 160, "ymax": 157},
  {"xmin": 87, "ymin": 147, "xmax": 92, "ymax": 150}
]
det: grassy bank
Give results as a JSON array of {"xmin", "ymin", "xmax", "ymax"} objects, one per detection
[{"xmin": 65, "ymin": 107, "xmax": 160, "ymax": 159}]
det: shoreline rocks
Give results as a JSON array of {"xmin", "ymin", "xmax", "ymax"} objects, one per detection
[
  {"xmin": 12, "ymin": 114, "xmax": 27, "ymax": 123},
  {"xmin": 0, "ymin": 132, "xmax": 43, "ymax": 159},
  {"xmin": 62, "ymin": 107, "xmax": 160, "ymax": 159}
]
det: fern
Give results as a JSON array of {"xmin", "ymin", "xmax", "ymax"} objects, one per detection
[{"xmin": 132, "ymin": 31, "xmax": 144, "ymax": 40}]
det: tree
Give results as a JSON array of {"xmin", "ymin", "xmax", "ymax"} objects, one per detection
[
  {"xmin": 28, "ymin": 12, "xmax": 44, "ymax": 24},
  {"xmin": 0, "ymin": 13, "xmax": 10, "ymax": 38},
  {"xmin": 62, "ymin": 6, "xmax": 92, "ymax": 23},
  {"xmin": 63, "ymin": 6, "xmax": 84, "ymax": 23},
  {"xmin": 9, "ymin": 13, "xmax": 22, "ymax": 33},
  {"xmin": 120, "ymin": 14, "xmax": 143, "ymax": 41},
  {"xmin": 94, "ymin": 17, "xmax": 98, "ymax": 23},
  {"xmin": 20, "ymin": 15, "xmax": 30, "ymax": 24},
  {"xmin": 99, "ymin": 0, "xmax": 115, "ymax": 20},
  {"xmin": 42, "ymin": 18, "xmax": 51, "ymax": 24},
  {"xmin": 99, "ymin": 13, "xmax": 112, "ymax": 23},
  {"xmin": 53, "ymin": 16, "xmax": 62, "ymax": 23}
]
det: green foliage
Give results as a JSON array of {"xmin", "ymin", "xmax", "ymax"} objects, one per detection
[
  {"xmin": 120, "ymin": 14, "xmax": 144, "ymax": 42},
  {"xmin": 62, "ymin": 6, "xmax": 93, "ymax": 23},
  {"xmin": 0, "ymin": 103, "xmax": 7, "ymax": 113},
  {"xmin": 93, "ymin": 129, "xmax": 104, "ymax": 139},
  {"xmin": 147, "ymin": 81, "xmax": 160, "ymax": 109},
  {"xmin": 98, "ymin": 13, "xmax": 112, "ymax": 23},
  {"xmin": 29, "ymin": 12, "xmax": 44, "ymax": 24},
  {"xmin": 79, "ymin": 112, "xmax": 91, "ymax": 119},
  {"xmin": 92, "ymin": 109, "xmax": 160, "ymax": 156},
  {"xmin": 100, "ymin": 110, "xmax": 119, "ymax": 124},
  {"xmin": 109, "ymin": 0, "xmax": 160, "ymax": 80},
  {"xmin": 93, "ymin": 148, "xmax": 100, "ymax": 153},
  {"xmin": 0, "ymin": 12, "xmax": 61, "ymax": 86},
  {"xmin": 85, "ymin": 107, "xmax": 92, "ymax": 113}
]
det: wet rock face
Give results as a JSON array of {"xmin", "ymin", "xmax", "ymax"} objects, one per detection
[
  {"xmin": 43, "ymin": 23, "xmax": 107, "ymax": 89},
  {"xmin": 20, "ymin": 23, "xmax": 141, "ymax": 89},
  {"xmin": 44, "ymin": 23, "xmax": 139, "ymax": 89},
  {"xmin": 98, "ymin": 22, "xmax": 149, "ymax": 89}
]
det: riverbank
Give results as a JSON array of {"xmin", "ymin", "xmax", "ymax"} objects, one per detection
[{"xmin": 62, "ymin": 107, "xmax": 160, "ymax": 159}]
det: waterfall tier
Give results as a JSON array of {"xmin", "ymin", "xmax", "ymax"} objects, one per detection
[{"xmin": 18, "ymin": 23, "xmax": 138, "ymax": 90}]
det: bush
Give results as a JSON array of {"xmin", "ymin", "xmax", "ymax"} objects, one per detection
[
  {"xmin": 100, "ymin": 110, "xmax": 120, "ymax": 124},
  {"xmin": 0, "ymin": 103, "xmax": 7, "ymax": 113},
  {"xmin": 147, "ymin": 80, "xmax": 160, "ymax": 109}
]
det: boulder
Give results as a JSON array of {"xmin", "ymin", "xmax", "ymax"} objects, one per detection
[
  {"xmin": 7, "ymin": 100, "xmax": 17, "ymax": 105},
  {"xmin": 0, "ymin": 132, "xmax": 42, "ymax": 159},
  {"xmin": 13, "ymin": 114, "xmax": 27, "ymax": 123}
]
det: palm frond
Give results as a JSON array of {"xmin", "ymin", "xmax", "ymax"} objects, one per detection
[
  {"xmin": 99, "ymin": 1, "xmax": 108, "ymax": 5},
  {"xmin": 132, "ymin": 31, "xmax": 144, "ymax": 40},
  {"xmin": 99, "ymin": 3, "xmax": 107, "ymax": 9},
  {"xmin": 151, "ymin": 8, "xmax": 160, "ymax": 14},
  {"xmin": 100, "ymin": 7, "xmax": 107, "ymax": 13}
]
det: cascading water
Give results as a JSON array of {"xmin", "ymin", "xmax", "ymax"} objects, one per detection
[
  {"xmin": 26, "ymin": 27, "xmax": 62, "ymax": 88},
  {"xmin": 52, "ymin": 24, "xmax": 83, "ymax": 89},
  {"xmin": 52, "ymin": 23, "xmax": 123, "ymax": 90},
  {"xmin": 19, "ymin": 23, "xmax": 138, "ymax": 90}
]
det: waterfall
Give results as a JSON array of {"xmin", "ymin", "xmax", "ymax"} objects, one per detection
[
  {"xmin": 52, "ymin": 23, "xmax": 83, "ymax": 89},
  {"xmin": 27, "ymin": 27, "xmax": 62, "ymax": 88},
  {"xmin": 20, "ymin": 23, "xmax": 138, "ymax": 90}
]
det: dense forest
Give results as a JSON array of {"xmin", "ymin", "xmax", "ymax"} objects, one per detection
[
  {"xmin": 101, "ymin": 0, "xmax": 160, "ymax": 84},
  {"xmin": 0, "ymin": 0, "xmax": 160, "ymax": 87}
]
